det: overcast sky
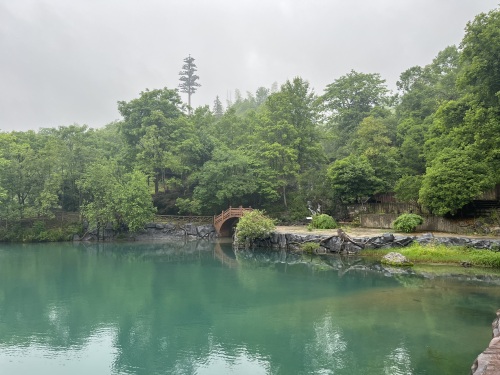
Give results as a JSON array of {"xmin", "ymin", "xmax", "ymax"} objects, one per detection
[{"xmin": 1, "ymin": 0, "xmax": 498, "ymax": 132}]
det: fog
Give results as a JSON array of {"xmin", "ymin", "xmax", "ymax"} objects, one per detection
[{"xmin": 1, "ymin": 0, "xmax": 498, "ymax": 131}]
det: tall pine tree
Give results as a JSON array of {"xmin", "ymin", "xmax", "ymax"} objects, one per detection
[{"xmin": 179, "ymin": 55, "xmax": 201, "ymax": 115}]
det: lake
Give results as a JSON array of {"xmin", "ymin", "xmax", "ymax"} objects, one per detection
[{"xmin": 0, "ymin": 240, "xmax": 499, "ymax": 374}]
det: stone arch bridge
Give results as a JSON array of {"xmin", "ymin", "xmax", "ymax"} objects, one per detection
[{"xmin": 213, "ymin": 206, "xmax": 253, "ymax": 237}]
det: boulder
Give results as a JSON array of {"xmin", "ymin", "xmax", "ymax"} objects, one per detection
[
  {"xmin": 381, "ymin": 252, "xmax": 413, "ymax": 266},
  {"xmin": 197, "ymin": 225, "xmax": 215, "ymax": 238}
]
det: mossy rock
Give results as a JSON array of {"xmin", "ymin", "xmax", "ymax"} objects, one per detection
[{"xmin": 381, "ymin": 252, "xmax": 414, "ymax": 267}]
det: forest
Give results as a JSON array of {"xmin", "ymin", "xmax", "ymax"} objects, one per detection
[{"xmin": 0, "ymin": 8, "xmax": 499, "ymax": 234}]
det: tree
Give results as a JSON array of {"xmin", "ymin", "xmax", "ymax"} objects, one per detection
[
  {"xmin": 78, "ymin": 161, "xmax": 155, "ymax": 235},
  {"xmin": 327, "ymin": 155, "xmax": 381, "ymax": 203},
  {"xmin": 178, "ymin": 55, "xmax": 201, "ymax": 115},
  {"xmin": 394, "ymin": 175, "xmax": 422, "ymax": 204},
  {"xmin": 322, "ymin": 70, "xmax": 390, "ymax": 158},
  {"xmin": 192, "ymin": 148, "xmax": 277, "ymax": 213},
  {"xmin": 77, "ymin": 161, "xmax": 118, "ymax": 236},
  {"xmin": 263, "ymin": 77, "xmax": 324, "ymax": 173},
  {"xmin": 459, "ymin": 8, "xmax": 500, "ymax": 106},
  {"xmin": 0, "ymin": 131, "xmax": 62, "ymax": 219},
  {"xmin": 212, "ymin": 96, "xmax": 224, "ymax": 118},
  {"xmin": 249, "ymin": 78, "xmax": 325, "ymax": 210},
  {"xmin": 118, "ymin": 87, "xmax": 184, "ymax": 147},
  {"xmin": 114, "ymin": 170, "xmax": 156, "ymax": 232},
  {"xmin": 354, "ymin": 116, "xmax": 399, "ymax": 191},
  {"xmin": 419, "ymin": 148, "xmax": 495, "ymax": 215}
]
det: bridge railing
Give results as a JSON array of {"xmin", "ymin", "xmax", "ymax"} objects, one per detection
[{"xmin": 213, "ymin": 206, "xmax": 253, "ymax": 228}]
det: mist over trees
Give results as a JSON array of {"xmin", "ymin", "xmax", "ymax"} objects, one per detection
[{"xmin": 1, "ymin": 8, "xmax": 499, "ymax": 228}]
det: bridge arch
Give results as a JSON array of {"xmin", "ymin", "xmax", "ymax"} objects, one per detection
[{"xmin": 213, "ymin": 206, "xmax": 253, "ymax": 237}]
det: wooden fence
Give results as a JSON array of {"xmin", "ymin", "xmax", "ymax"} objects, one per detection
[{"xmin": 154, "ymin": 215, "xmax": 213, "ymax": 224}]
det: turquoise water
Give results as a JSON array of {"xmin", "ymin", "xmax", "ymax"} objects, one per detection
[{"xmin": 0, "ymin": 240, "xmax": 498, "ymax": 374}]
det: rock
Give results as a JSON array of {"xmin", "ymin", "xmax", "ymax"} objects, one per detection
[
  {"xmin": 197, "ymin": 225, "xmax": 215, "ymax": 238},
  {"xmin": 323, "ymin": 236, "xmax": 342, "ymax": 253},
  {"xmin": 471, "ymin": 309, "xmax": 500, "ymax": 375},
  {"xmin": 343, "ymin": 242, "xmax": 363, "ymax": 253},
  {"xmin": 382, "ymin": 233, "xmax": 395, "ymax": 243},
  {"xmin": 381, "ymin": 252, "xmax": 413, "ymax": 267},
  {"xmin": 416, "ymin": 232, "xmax": 435, "ymax": 245}
]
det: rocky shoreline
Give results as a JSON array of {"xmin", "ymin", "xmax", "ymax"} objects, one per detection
[
  {"xmin": 246, "ymin": 230, "xmax": 500, "ymax": 252},
  {"xmin": 471, "ymin": 310, "xmax": 500, "ymax": 375},
  {"xmin": 76, "ymin": 222, "xmax": 217, "ymax": 241}
]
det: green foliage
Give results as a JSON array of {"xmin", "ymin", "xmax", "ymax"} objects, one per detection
[
  {"xmin": 235, "ymin": 210, "xmax": 276, "ymax": 243},
  {"xmin": 392, "ymin": 213, "xmax": 424, "ymax": 233},
  {"xmin": 193, "ymin": 148, "xmax": 278, "ymax": 213},
  {"xmin": 363, "ymin": 243, "xmax": 500, "ymax": 268},
  {"xmin": 114, "ymin": 170, "xmax": 157, "ymax": 232},
  {"xmin": 419, "ymin": 148, "xmax": 495, "ymax": 215},
  {"xmin": 178, "ymin": 55, "xmax": 201, "ymax": 113},
  {"xmin": 300, "ymin": 242, "xmax": 320, "ymax": 253},
  {"xmin": 327, "ymin": 155, "xmax": 381, "ymax": 203},
  {"xmin": 0, "ymin": 221, "xmax": 82, "ymax": 243},
  {"xmin": 308, "ymin": 214, "xmax": 338, "ymax": 230},
  {"xmin": 118, "ymin": 87, "xmax": 184, "ymax": 147},
  {"xmin": 175, "ymin": 197, "xmax": 202, "ymax": 215},
  {"xmin": 322, "ymin": 70, "xmax": 390, "ymax": 158},
  {"xmin": 394, "ymin": 175, "xmax": 422, "ymax": 203},
  {"xmin": 403, "ymin": 244, "xmax": 500, "ymax": 268},
  {"xmin": 459, "ymin": 9, "xmax": 500, "ymax": 106},
  {"xmin": 78, "ymin": 163, "xmax": 155, "ymax": 233}
]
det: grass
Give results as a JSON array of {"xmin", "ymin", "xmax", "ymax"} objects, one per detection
[{"xmin": 361, "ymin": 243, "xmax": 500, "ymax": 268}]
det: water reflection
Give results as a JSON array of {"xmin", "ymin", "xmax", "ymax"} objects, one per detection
[
  {"xmin": 0, "ymin": 241, "xmax": 498, "ymax": 374},
  {"xmin": 306, "ymin": 314, "xmax": 348, "ymax": 372}
]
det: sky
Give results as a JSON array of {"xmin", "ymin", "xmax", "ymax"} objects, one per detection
[{"xmin": 1, "ymin": 0, "xmax": 499, "ymax": 132}]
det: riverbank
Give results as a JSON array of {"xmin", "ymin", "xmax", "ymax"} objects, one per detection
[
  {"xmin": 275, "ymin": 225, "xmax": 500, "ymax": 240},
  {"xmin": 251, "ymin": 226, "xmax": 500, "ymax": 252}
]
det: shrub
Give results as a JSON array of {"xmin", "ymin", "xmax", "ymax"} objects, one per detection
[
  {"xmin": 308, "ymin": 214, "xmax": 338, "ymax": 230},
  {"xmin": 235, "ymin": 210, "xmax": 276, "ymax": 242},
  {"xmin": 392, "ymin": 213, "xmax": 424, "ymax": 233},
  {"xmin": 300, "ymin": 242, "xmax": 320, "ymax": 253}
]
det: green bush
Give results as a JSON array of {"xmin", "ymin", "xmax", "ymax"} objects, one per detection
[
  {"xmin": 308, "ymin": 214, "xmax": 338, "ymax": 230},
  {"xmin": 0, "ymin": 221, "xmax": 82, "ymax": 243},
  {"xmin": 235, "ymin": 210, "xmax": 276, "ymax": 242},
  {"xmin": 300, "ymin": 242, "xmax": 320, "ymax": 253},
  {"xmin": 392, "ymin": 213, "xmax": 424, "ymax": 233}
]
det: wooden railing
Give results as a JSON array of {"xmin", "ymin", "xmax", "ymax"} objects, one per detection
[
  {"xmin": 154, "ymin": 215, "xmax": 213, "ymax": 224},
  {"xmin": 213, "ymin": 206, "xmax": 253, "ymax": 229}
]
